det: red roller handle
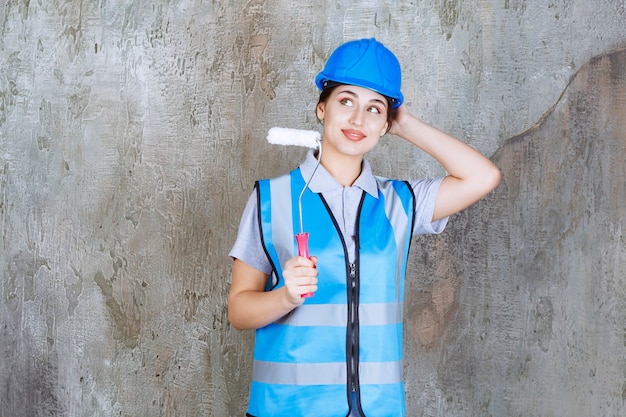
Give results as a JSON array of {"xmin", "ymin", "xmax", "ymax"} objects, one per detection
[{"xmin": 296, "ymin": 232, "xmax": 314, "ymax": 298}]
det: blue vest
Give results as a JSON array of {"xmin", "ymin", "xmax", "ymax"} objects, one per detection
[{"xmin": 248, "ymin": 168, "xmax": 415, "ymax": 417}]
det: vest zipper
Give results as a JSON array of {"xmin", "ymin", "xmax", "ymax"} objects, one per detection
[
  {"xmin": 348, "ymin": 261, "xmax": 358, "ymax": 394},
  {"xmin": 317, "ymin": 191, "xmax": 366, "ymax": 415},
  {"xmin": 347, "ymin": 256, "xmax": 362, "ymax": 414},
  {"xmin": 347, "ymin": 193, "xmax": 365, "ymax": 416}
]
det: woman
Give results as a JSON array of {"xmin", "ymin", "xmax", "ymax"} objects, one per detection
[{"xmin": 228, "ymin": 38, "xmax": 501, "ymax": 417}]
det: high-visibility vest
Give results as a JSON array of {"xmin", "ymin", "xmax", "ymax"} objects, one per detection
[{"xmin": 248, "ymin": 168, "xmax": 415, "ymax": 417}]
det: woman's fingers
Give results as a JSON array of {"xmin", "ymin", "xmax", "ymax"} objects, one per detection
[{"xmin": 283, "ymin": 256, "xmax": 319, "ymax": 300}]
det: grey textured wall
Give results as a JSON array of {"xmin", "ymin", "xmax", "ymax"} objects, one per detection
[{"xmin": 1, "ymin": 1, "xmax": 624, "ymax": 416}]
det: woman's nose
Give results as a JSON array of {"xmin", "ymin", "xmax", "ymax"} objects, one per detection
[{"xmin": 349, "ymin": 108, "xmax": 364, "ymax": 126}]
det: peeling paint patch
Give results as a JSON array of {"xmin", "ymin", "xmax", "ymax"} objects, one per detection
[
  {"xmin": 437, "ymin": 0, "xmax": 460, "ymax": 40},
  {"xmin": 409, "ymin": 278, "xmax": 459, "ymax": 349},
  {"xmin": 94, "ymin": 271, "xmax": 141, "ymax": 349},
  {"xmin": 530, "ymin": 296, "xmax": 554, "ymax": 352}
]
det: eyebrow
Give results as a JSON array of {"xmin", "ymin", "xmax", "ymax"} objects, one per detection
[{"xmin": 337, "ymin": 88, "xmax": 388, "ymax": 108}]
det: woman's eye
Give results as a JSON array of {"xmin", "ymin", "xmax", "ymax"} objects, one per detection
[
  {"xmin": 368, "ymin": 106, "xmax": 381, "ymax": 114},
  {"xmin": 340, "ymin": 98, "xmax": 354, "ymax": 106}
]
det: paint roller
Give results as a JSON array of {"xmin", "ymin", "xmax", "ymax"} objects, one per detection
[{"xmin": 267, "ymin": 127, "xmax": 322, "ymax": 298}]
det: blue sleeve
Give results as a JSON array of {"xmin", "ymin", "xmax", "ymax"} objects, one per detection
[{"xmin": 410, "ymin": 177, "xmax": 448, "ymax": 235}]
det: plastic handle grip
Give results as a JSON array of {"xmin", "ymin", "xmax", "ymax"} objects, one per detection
[{"xmin": 296, "ymin": 232, "xmax": 314, "ymax": 298}]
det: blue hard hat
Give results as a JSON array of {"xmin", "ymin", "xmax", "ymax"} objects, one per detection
[{"xmin": 315, "ymin": 38, "xmax": 404, "ymax": 108}]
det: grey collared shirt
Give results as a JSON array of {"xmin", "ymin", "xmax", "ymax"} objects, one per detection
[{"xmin": 229, "ymin": 150, "xmax": 448, "ymax": 274}]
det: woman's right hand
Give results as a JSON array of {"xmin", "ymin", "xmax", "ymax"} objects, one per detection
[{"xmin": 282, "ymin": 256, "xmax": 318, "ymax": 305}]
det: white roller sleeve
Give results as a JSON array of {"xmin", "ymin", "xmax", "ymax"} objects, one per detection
[{"xmin": 267, "ymin": 127, "xmax": 320, "ymax": 148}]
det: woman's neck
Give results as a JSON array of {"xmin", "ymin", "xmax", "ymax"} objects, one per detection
[{"xmin": 321, "ymin": 152, "xmax": 363, "ymax": 187}]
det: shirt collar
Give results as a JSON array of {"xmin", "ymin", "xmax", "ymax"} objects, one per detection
[{"xmin": 299, "ymin": 149, "xmax": 379, "ymax": 198}]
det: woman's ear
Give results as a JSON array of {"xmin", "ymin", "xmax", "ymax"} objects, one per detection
[{"xmin": 316, "ymin": 102, "xmax": 325, "ymax": 122}]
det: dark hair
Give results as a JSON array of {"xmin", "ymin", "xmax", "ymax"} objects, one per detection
[{"xmin": 317, "ymin": 83, "xmax": 398, "ymax": 133}]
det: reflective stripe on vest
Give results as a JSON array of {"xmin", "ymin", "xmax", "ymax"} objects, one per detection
[
  {"xmin": 252, "ymin": 360, "xmax": 403, "ymax": 385},
  {"xmin": 274, "ymin": 302, "xmax": 402, "ymax": 326},
  {"xmin": 251, "ymin": 168, "xmax": 415, "ymax": 417}
]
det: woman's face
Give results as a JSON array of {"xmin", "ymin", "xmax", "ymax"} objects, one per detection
[{"xmin": 316, "ymin": 84, "xmax": 389, "ymax": 161}]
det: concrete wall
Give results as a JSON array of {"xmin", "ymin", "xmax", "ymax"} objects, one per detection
[
  {"xmin": 1, "ymin": 1, "xmax": 624, "ymax": 416},
  {"xmin": 405, "ymin": 47, "xmax": 626, "ymax": 416}
]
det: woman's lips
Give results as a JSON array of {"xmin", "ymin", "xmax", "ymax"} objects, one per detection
[{"xmin": 342, "ymin": 129, "xmax": 366, "ymax": 141}]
